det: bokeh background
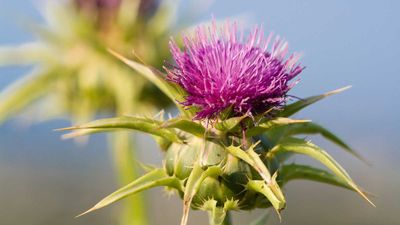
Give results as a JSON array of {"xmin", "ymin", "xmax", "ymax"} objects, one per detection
[{"xmin": 0, "ymin": 0, "xmax": 399, "ymax": 225}]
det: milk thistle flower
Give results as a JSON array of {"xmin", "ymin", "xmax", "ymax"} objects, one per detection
[
  {"xmin": 167, "ymin": 21, "xmax": 304, "ymax": 119},
  {"xmin": 60, "ymin": 20, "xmax": 374, "ymax": 225}
]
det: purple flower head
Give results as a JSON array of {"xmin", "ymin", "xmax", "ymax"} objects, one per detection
[{"xmin": 166, "ymin": 21, "xmax": 304, "ymax": 119}]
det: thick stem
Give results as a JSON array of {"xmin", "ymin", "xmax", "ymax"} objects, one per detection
[
  {"xmin": 110, "ymin": 132, "xmax": 148, "ymax": 225},
  {"xmin": 208, "ymin": 211, "xmax": 233, "ymax": 225},
  {"xmin": 221, "ymin": 212, "xmax": 232, "ymax": 225}
]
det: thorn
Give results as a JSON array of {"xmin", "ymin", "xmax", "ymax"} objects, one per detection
[
  {"xmin": 53, "ymin": 126, "xmax": 77, "ymax": 131},
  {"xmin": 107, "ymin": 48, "xmax": 123, "ymax": 61},
  {"xmin": 272, "ymin": 208, "xmax": 283, "ymax": 222},
  {"xmin": 61, "ymin": 133, "xmax": 75, "ymax": 140},
  {"xmin": 353, "ymin": 184, "xmax": 376, "ymax": 207},
  {"xmin": 75, "ymin": 206, "xmax": 97, "ymax": 218},
  {"xmin": 325, "ymin": 85, "xmax": 352, "ymax": 96}
]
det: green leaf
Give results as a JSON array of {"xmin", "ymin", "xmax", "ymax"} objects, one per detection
[
  {"xmin": 279, "ymin": 86, "xmax": 351, "ymax": 117},
  {"xmin": 0, "ymin": 43, "xmax": 50, "ymax": 66},
  {"xmin": 78, "ymin": 169, "xmax": 182, "ymax": 217},
  {"xmin": 0, "ymin": 68, "xmax": 56, "ymax": 123},
  {"xmin": 246, "ymin": 180, "xmax": 284, "ymax": 218},
  {"xmin": 161, "ymin": 117, "xmax": 206, "ymax": 137},
  {"xmin": 267, "ymin": 122, "xmax": 366, "ymax": 162},
  {"xmin": 268, "ymin": 137, "xmax": 374, "ymax": 206},
  {"xmin": 202, "ymin": 199, "xmax": 227, "ymax": 225},
  {"xmin": 226, "ymin": 144, "xmax": 286, "ymax": 213},
  {"xmin": 246, "ymin": 117, "xmax": 310, "ymax": 137},
  {"xmin": 202, "ymin": 200, "xmax": 236, "ymax": 225},
  {"xmin": 181, "ymin": 164, "xmax": 222, "ymax": 225},
  {"xmin": 57, "ymin": 116, "xmax": 183, "ymax": 143},
  {"xmin": 108, "ymin": 49, "xmax": 195, "ymax": 117},
  {"xmin": 215, "ymin": 115, "xmax": 247, "ymax": 133},
  {"xmin": 279, "ymin": 164, "xmax": 352, "ymax": 190},
  {"xmin": 61, "ymin": 128, "xmax": 113, "ymax": 139}
]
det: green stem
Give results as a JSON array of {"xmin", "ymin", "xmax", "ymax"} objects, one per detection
[
  {"xmin": 221, "ymin": 212, "xmax": 232, "ymax": 225},
  {"xmin": 208, "ymin": 211, "xmax": 233, "ymax": 225},
  {"xmin": 110, "ymin": 132, "xmax": 148, "ymax": 225}
]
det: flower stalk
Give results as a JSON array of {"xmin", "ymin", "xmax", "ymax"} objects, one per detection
[{"xmin": 110, "ymin": 132, "xmax": 148, "ymax": 225}]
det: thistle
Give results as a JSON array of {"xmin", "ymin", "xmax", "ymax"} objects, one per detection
[
  {"xmin": 60, "ymin": 21, "xmax": 374, "ymax": 225},
  {"xmin": 167, "ymin": 21, "xmax": 303, "ymax": 119}
]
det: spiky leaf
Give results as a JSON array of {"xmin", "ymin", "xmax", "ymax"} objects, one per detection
[
  {"xmin": 108, "ymin": 50, "xmax": 195, "ymax": 117},
  {"xmin": 268, "ymin": 137, "xmax": 374, "ymax": 206},
  {"xmin": 266, "ymin": 122, "xmax": 365, "ymax": 161},
  {"xmin": 161, "ymin": 117, "xmax": 205, "ymax": 137},
  {"xmin": 78, "ymin": 169, "xmax": 182, "ymax": 216},
  {"xmin": 0, "ymin": 68, "xmax": 57, "ymax": 123},
  {"xmin": 0, "ymin": 43, "xmax": 50, "ymax": 66},
  {"xmin": 246, "ymin": 180, "xmax": 284, "ymax": 217},
  {"xmin": 246, "ymin": 117, "xmax": 310, "ymax": 137},
  {"xmin": 181, "ymin": 164, "xmax": 222, "ymax": 225},
  {"xmin": 279, "ymin": 86, "xmax": 351, "ymax": 117},
  {"xmin": 226, "ymin": 144, "xmax": 286, "ymax": 213},
  {"xmin": 279, "ymin": 164, "xmax": 352, "ymax": 190},
  {"xmin": 202, "ymin": 199, "xmax": 227, "ymax": 225},
  {"xmin": 57, "ymin": 116, "xmax": 182, "ymax": 143},
  {"xmin": 215, "ymin": 115, "xmax": 247, "ymax": 133}
]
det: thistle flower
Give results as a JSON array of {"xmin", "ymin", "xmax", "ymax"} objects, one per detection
[
  {"xmin": 167, "ymin": 21, "xmax": 304, "ymax": 119},
  {"xmin": 60, "ymin": 21, "xmax": 373, "ymax": 225},
  {"xmin": 61, "ymin": 45, "xmax": 373, "ymax": 225}
]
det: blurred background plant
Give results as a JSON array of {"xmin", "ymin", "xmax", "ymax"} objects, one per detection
[{"xmin": 0, "ymin": 0, "xmax": 186, "ymax": 224}]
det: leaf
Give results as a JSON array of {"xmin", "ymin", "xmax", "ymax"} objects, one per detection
[
  {"xmin": 246, "ymin": 117, "xmax": 310, "ymax": 137},
  {"xmin": 267, "ymin": 122, "xmax": 367, "ymax": 162},
  {"xmin": 61, "ymin": 128, "xmax": 113, "ymax": 139},
  {"xmin": 226, "ymin": 144, "xmax": 286, "ymax": 214},
  {"xmin": 202, "ymin": 200, "xmax": 226, "ymax": 225},
  {"xmin": 201, "ymin": 199, "xmax": 237, "ymax": 225},
  {"xmin": 57, "ymin": 116, "xmax": 183, "ymax": 143},
  {"xmin": 78, "ymin": 169, "xmax": 182, "ymax": 217},
  {"xmin": 246, "ymin": 180, "xmax": 285, "ymax": 218},
  {"xmin": 181, "ymin": 164, "xmax": 222, "ymax": 225},
  {"xmin": 0, "ymin": 43, "xmax": 50, "ymax": 66},
  {"xmin": 249, "ymin": 212, "xmax": 270, "ymax": 225},
  {"xmin": 0, "ymin": 68, "xmax": 56, "ymax": 123},
  {"xmin": 279, "ymin": 86, "xmax": 351, "ymax": 117},
  {"xmin": 108, "ymin": 49, "xmax": 194, "ymax": 117},
  {"xmin": 268, "ymin": 137, "xmax": 374, "ymax": 206},
  {"xmin": 161, "ymin": 117, "xmax": 206, "ymax": 137},
  {"xmin": 215, "ymin": 115, "xmax": 247, "ymax": 133},
  {"xmin": 279, "ymin": 164, "xmax": 352, "ymax": 190}
]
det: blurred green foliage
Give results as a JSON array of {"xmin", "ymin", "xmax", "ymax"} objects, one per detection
[
  {"xmin": 0, "ymin": 1, "xmax": 183, "ymax": 225},
  {"xmin": 0, "ymin": 0, "xmax": 175, "ymax": 122}
]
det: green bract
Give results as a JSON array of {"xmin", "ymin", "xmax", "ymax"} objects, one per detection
[{"xmin": 60, "ymin": 55, "xmax": 374, "ymax": 225}]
